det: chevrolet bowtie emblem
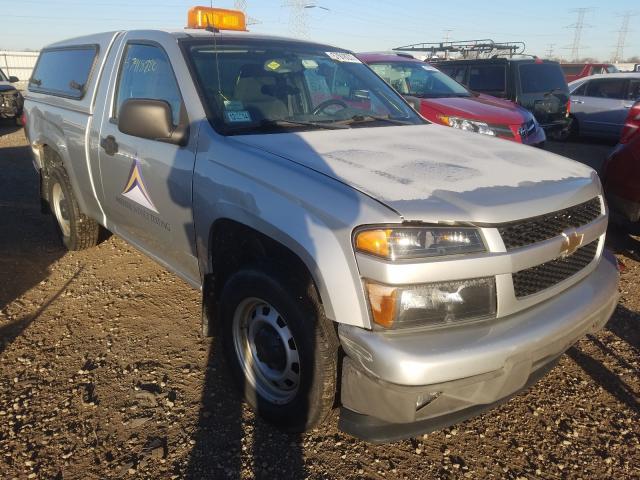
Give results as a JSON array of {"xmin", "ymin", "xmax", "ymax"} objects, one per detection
[{"xmin": 560, "ymin": 230, "xmax": 584, "ymax": 257}]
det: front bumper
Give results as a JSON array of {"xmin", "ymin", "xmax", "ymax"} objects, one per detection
[
  {"xmin": 0, "ymin": 91, "xmax": 23, "ymax": 119},
  {"xmin": 338, "ymin": 252, "xmax": 619, "ymax": 442}
]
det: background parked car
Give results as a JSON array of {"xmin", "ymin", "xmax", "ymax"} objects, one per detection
[
  {"xmin": 358, "ymin": 52, "xmax": 545, "ymax": 145},
  {"xmin": 561, "ymin": 63, "xmax": 618, "ymax": 83},
  {"xmin": 431, "ymin": 57, "xmax": 570, "ymax": 136},
  {"xmin": 601, "ymin": 105, "xmax": 640, "ymax": 232},
  {"xmin": 567, "ymin": 73, "xmax": 640, "ymax": 140},
  {"xmin": 0, "ymin": 68, "xmax": 24, "ymax": 125}
]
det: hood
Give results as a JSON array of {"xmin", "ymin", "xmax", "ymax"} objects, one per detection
[
  {"xmin": 0, "ymin": 82, "xmax": 18, "ymax": 93},
  {"xmin": 231, "ymin": 124, "xmax": 599, "ymax": 224},
  {"xmin": 421, "ymin": 94, "xmax": 530, "ymax": 125}
]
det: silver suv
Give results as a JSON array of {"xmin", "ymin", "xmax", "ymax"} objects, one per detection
[{"xmin": 23, "ymin": 8, "xmax": 619, "ymax": 442}]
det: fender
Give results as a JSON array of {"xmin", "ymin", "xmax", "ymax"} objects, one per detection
[{"xmin": 192, "ymin": 129, "xmax": 401, "ymax": 329}]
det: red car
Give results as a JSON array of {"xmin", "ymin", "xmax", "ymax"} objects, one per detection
[
  {"xmin": 601, "ymin": 102, "xmax": 640, "ymax": 231},
  {"xmin": 561, "ymin": 63, "xmax": 618, "ymax": 83},
  {"xmin": 358, "ymin": 53, "xmax": 545, "ymax": 146}
]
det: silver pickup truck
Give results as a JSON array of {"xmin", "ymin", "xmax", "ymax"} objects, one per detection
[{"xmin": 23, "ymin": 9, "xmax": 619, "ymax": 442}]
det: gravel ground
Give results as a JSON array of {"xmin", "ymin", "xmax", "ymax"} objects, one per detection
[{"xmin": 0, "ymin": 125, "xmax": 638, "ymax": 479}]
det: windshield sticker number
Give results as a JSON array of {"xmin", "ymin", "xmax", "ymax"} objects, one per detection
[
  {"xmin": 325, "ymin": 52, "xmax": 361, "ymax": 63},
  {"xmin": 224, "ymin": 110, "xmax": 252, "ymax": 123}
]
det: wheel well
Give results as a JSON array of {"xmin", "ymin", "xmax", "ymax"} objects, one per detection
[
  {"xmin": 203, "ymin": 219, "xmax": 320, "ymax": 336},
  {"xmin": 39, "ymin": 145, "xmax": 64, "ymax": 207}
]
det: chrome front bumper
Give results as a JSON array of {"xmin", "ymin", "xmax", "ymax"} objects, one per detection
[{"xmin": 338, "ymin": 252, "xmax": 619, "ymax": 442}]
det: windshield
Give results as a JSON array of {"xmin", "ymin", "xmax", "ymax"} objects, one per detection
[
  {"xmin": 368, "ymin": 62, "xmax": 470, "ymax": 98},
  {"xmin": 519, "ymin": 63, "xmax": 568, "ymax": 94},
  {"xmin": 184, "ymin": 40, "xmax": 423, "ymax": 135}
]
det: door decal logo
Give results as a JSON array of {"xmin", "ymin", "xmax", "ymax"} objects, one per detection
[{"xmin": 121, "ymin": 159, "xmax": 158, "ymax": 213}]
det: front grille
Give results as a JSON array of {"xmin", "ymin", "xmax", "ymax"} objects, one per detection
[
  {"xmin": 498, "ymin": 197, "xmax": 601, "ymax": 250},
  {"xmin": 513, "ymin": 240, "xmax": 598, "ymax": 298},
  {"xmin": 519, "ymin": 119, "xmax": 536, "ymax": 138}
]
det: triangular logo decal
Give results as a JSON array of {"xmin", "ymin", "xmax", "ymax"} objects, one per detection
[{"xmin": 121, "ymin": 159, "xmax": 158, "ymax": 213}]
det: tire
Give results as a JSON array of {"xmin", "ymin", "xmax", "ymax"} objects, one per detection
[
  {"xmin": 220, "ymin": 263, "xmax": 338, "ymax": 432},
  {"xmin": 48, "ymin": 167, "xmax": 100, "ymax": 250},
  {"xmin": 552, "ymin": 116, "xmax": 578, "ymax": 141}
]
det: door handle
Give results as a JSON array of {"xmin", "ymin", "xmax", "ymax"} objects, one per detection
[
  {"xmin": 571, "ymin": 99, "xmax": 584, "ymax": 104},
  {"xmin": 100, "ymin": 135, "xmax": 119, "ymax": 156},
  {"xmin": 623, "ymin": 104, "xmax": 633, "ymax": 109}
]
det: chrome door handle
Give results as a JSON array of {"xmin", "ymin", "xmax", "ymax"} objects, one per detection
[
  {"xmin": 623, "ymin": 104, "xmax": 633, "ymax": 109},
  {"xmin": 571, "ymin": 99, "xmax": 584, "ymax": 104}
]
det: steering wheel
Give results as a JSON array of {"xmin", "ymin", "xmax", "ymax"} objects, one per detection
[{"xmin": 312, "ymin": 99, "xmax": 349, "ymax": 115}]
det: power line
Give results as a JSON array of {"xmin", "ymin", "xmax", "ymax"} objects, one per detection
[
  {"xmin": 566, "ymin": 7, "xmax": 593, "ymax": 61},
  {"xmin": 611, "ymin": 11, "xmax": 638, "ymax": 63}
]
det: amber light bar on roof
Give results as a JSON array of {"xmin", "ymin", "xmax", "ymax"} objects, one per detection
[{"xmin": 187, "ymin": 6, "xmax": 247, "ymax": 31}]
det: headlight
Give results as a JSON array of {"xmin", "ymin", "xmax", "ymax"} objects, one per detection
[
  {"xmin": 354, "ymin": 226, "xmax": 485, "ymax": 260},
  {"xmin": 441, "ymin": 116, "xmax": 497, "ymax": 136},
  {"xmin": 365, "ymin": 277, "xmax": 497, "ymax": 329}
]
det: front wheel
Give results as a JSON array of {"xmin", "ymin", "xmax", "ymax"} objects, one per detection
[{"xmin": 220, "ymin": 264, "xmax": 338, "ymax": 432}]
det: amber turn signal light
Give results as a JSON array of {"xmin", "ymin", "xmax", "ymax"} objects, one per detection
[
  {"xmin": 365, "ymin": 282, "xmax": 397, "ymax": 329},
  {"xmin": 355, "ymin": 229, "xmax": 391, "ymax": 258}
]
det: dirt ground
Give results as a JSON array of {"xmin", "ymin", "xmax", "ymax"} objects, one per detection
[{"xmin": 0, "ymin": 125, "xmax": 638, "ymax": 480}]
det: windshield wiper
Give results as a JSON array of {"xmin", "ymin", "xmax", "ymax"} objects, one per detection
[
  {"xmin": 262, "ymin": 119, "xmax": 349, "ymax": 130},
  {"xmin": 340, "ymin": 114, "xmax": 414, "ymax": 126}
]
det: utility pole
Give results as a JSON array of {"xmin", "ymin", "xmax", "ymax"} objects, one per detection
[
  {"xmin": 546, "ymin": 43, "xmax": 556, "ymax": 59},
  {"xmin": 442, "ymin": 29, "xmax": 453, "ymax": 44},
  {"xmin": 612, "ymin": 11, "xmax": 637, "ymax": 63},
  {"xmin": 567, "ymin": 8, "xmax": 592, "ymax": 61}
]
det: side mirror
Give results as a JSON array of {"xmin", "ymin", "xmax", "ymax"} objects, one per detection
[
  {"xmin": 404, "ymin": 95, "xmax": 422, "ymax": 112},
  {"xmin": 9, "ymin": 76, "xmax": 19, "ymax": 83},
  {"xmin": 118, "ymin": 98, "xmax": 187, "ymax": 145}
]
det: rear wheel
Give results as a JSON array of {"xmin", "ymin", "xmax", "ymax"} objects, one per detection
[
  {"xmin": 220, "ymin": 263, "xmax": 338, "ymax": 432},
  {"xmin": 48, "ymin": 167, "xmax": 100, "ymax": 250}
]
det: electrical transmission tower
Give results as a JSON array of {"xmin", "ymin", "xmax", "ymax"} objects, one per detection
[
  {"xmin": 234, "ymin": 0, "xmax": 260, "ymax": 25},
  {"xmin": 546, "ymin": 43, "xmax": 556, "ymax": 59},
  {"xmin": 567, "ymin": 8, "xmax": 592, "ymax": 61},
  {"xmin": 284, "ymin": 0, "xmax": 309, "ymax": 38},
  {"xmin": 442, "ymin": 29, "xmax": 453, "ymax": 43},
  {"xmin": 612, "ymin": 11, "xmax": 637, "ymax": 63}
]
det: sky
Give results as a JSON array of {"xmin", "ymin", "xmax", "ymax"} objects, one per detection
[{"xmin": 0, "ymin": 0, "xmax": 638, "ymax": 61}]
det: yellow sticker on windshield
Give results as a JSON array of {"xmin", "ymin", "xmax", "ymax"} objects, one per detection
[{"xmin": 266, "ymin": 60, "xmax": 281, "ymax": 71}]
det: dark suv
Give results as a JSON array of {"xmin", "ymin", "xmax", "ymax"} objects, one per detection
[
  {"xmin": 0, "ymin": 67, "xmax": 24, "ymax": 125},
  {"xmin": 432, "ymin": 58, "xmax": 570, "ymax": 135}
]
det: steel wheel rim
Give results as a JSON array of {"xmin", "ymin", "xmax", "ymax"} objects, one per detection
[
  {"xmin": 232, "ymin": 297, "xmax": 300, "ymax": 404},
  {"xmin": 52, "ymin": 182, "xmax": 71, "ymax": 237}
]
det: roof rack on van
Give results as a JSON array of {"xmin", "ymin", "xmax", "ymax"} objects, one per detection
[{"xmin": 393, "ymin": 40, "xmax": 526, "ymax": 60}]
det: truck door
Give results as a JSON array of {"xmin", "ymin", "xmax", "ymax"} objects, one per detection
[{"xmin": 97, "ymin": 39, "xmax": 200, "ymax": 285}]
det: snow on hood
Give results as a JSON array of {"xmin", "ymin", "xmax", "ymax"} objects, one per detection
[{"xmin": 231, "ymin": 124, "xmax": 600, "ymax": 224}]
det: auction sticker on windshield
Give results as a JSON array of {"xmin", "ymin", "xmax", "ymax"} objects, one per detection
[
  {"xmin": 224, "ymin": 110, "xmax": 251, "ymax": 122},
  {"xmin": 325, "ymin": 52, "xmax": 361, "ymax": 63}
]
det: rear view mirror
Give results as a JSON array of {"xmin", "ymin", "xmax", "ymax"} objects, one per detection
[
  {"xmin": 118, "ymin": 99, "xmax": 187, "ymax": 145},
  {"xmin": 9, "ymin": 76, "xmax": 19, "ymax": 83}
]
